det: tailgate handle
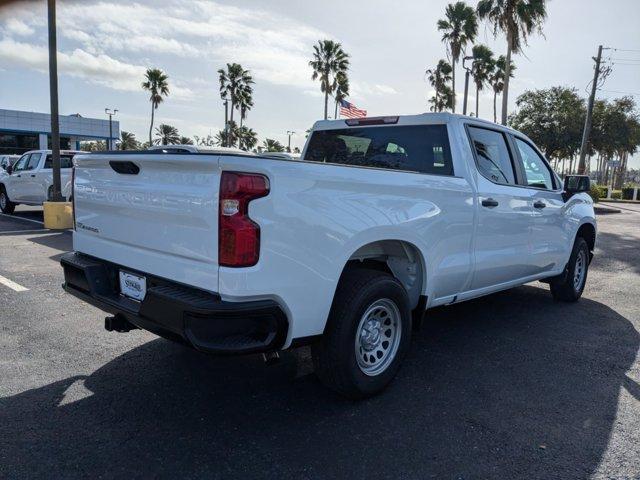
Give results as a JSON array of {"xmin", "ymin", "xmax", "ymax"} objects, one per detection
[{"xmin": 109, "ymin": 161, "xmax": 140, "ymax": 175}]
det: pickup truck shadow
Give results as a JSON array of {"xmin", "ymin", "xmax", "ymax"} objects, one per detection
[{"xmin": 2, "ymin": 286, "xmax": 638, "ymax": 479}]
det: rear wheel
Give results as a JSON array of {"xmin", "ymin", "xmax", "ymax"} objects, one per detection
[
  {"xmin": 550, "ymin": 236, "xmax": 590, "ymax": 302},
  {"xmin": 0, "ymin": 186, "xmax": 15, "ymax": 214},
  {"xmin": 312, "ymin": 268, "xmax": 411, "ymax": 399}
]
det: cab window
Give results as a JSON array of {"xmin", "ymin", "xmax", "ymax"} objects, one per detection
[
  {"xmin": 304, "ymin": 125, "xmax": 454, "ymax": 176},
  {"xmin": 514, "ymin": 138, "xmax": 554, "ymax": 190},
  {"xmin": 12, "ymin": 155, "xmax": 29, "ymax": 172},
  {"xmin": 467, "ymin": 126, "xmax": 516, "ymax": 185},
  {"xmin": 44, "ymin": 155, "xmax": 74, "ymax": 169}
]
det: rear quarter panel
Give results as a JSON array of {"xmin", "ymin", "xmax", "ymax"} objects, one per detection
[{"xmin": 218, "ymin": 156, "xmax": 475, "ymax": 344}]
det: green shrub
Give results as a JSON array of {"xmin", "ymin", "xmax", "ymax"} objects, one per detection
[
  {"xmin": 589, "ymin": 184, "xmax": 601, "ymax": 203},
  {"xmin": 611, "ymin": 190, "xmax": 622, "ymax": 200},
  {"xmin": 594, "ymin": 185, "xmax": 608, "ymax": 199}
]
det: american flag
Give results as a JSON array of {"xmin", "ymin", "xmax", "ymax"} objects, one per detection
[{"xmin": 339, "ymin": 99, "xmax": 367, "ymax": 119}]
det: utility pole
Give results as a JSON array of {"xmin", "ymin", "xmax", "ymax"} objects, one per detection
[
  {"xmin": 287, "ymin": 131, "xmax": 295, "ymax": 152},
  {"xmin": 223, "ymin": 99, "xmax": 229, "ymax": 147},
  {"xmin": 577, "ymin": 45, "xmax": 607, "ymax": 175},
  {"xmin": 105, "ymin": 108, "xmax": 118, "ymax": 150},
  {"xmin": 462, "ymin": 56, "xmax": 474, "ymax": 116},
  {"xmin": 48, "ymin": 0, "xmax": 62, "ymax": 202}
]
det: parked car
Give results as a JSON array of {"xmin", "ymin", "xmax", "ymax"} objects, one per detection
[
  {"xmin": 0, "ymin": 150, "xmax": 81, "ymax": 214},
  {"xmin": 0, "ymin": 154, "xmax": 20, "ymax": 173},
  {"xmin": 60, "ymin": 113, "xmax": 596, "ymax": 398}
]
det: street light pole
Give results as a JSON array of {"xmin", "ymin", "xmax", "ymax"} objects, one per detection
[
  {"xmin": 105, "ymin": 108, "xmax": 118, "ymax": 150},
  {"xmin": 287, "ymin": 131, "xmax": 295, "ymax": 152},
  {"xmin": 47, "ymin": 0, "xmax": 62, "ymax": 202},
  {"xmin": 462, "ymin": 56, "xmax": 474, "ymax": 116}
]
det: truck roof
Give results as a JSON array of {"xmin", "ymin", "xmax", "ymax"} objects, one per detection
[{"xmin": 312, "ymin": 112, "xmax": 519, "ymax": 135}]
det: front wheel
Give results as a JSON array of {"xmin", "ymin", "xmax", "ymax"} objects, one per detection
[
  {"xmin": 0, "ymin": 187, "xmax": 15, "ymax": 214},
  {"xmin": 312, "ymin": 268, "xmax": 411, "ymax": 399},
  {"xmin": 550, "ymin": 237, "xmax": 590, "ymax": 302}
]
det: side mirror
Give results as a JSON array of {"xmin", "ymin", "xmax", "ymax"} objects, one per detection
[
  {"xmin": 563, "ymin": 175, "xmax": 590, "ymax": 200},
  {"xmin": 6, "ymin": 165, "xmax": 12, "ymax": 175}
]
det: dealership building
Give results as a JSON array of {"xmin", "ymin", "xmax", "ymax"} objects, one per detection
[{"xmin": 0, "ymin": 108, "xmax": 120, "ymax": 155}]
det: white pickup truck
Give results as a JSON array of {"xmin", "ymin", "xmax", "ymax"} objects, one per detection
[
  {"xmin": 0, "ymin": 149, "xmax": 80, "ymax": 213},
  {"xmin": 60, "ymin": 113, "xmax": 596, "ymax": 398}
]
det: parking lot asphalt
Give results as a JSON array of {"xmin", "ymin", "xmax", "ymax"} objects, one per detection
[{"xmin": 1, "ymin": 205, "xmax": 639, "ymax": 479}]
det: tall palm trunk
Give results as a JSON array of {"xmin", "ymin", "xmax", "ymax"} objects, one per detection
[
  {"xmin": 148, "ymin": 102, "xmax": 155, "ymax": 144},
  {"xmin": 475, "ymin": 85, "xmax": 479, "ymax": 117},
  {"xmin": 335, "ymin": 100, "xmax": 338, "ymax": 119},
  {"xmin": 451, "ymin": 62, "xmax": 457, "ymax": 113},
  {"xmin": 493, "ymin": 90, "xmax": 497, "ymax": 123},
  {"xmin": 324, "ymin": 90, "xmax": 329, "ymax": 120},
  {"xmin": 501, "ymin": 32, "xmax": 513, "ymax": 125}
]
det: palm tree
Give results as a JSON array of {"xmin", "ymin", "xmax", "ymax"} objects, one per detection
[
  {"xmin": 179, "ymin": 136, "xmax": 194, "ymax": 145},
  {"xmin": 215, "ymin": 121, "xmax": 239, "ymax": 147},
  {"xmin": 429, "ymin": 85, "xmax": 455, "ymax": 112},
  {"xmin": 437, "ymin": 2, "xmax": 478, "ymax": 113},
  {"xmin": 119, "ymin": 131, "xmax": 138, "ymax": 150},
  {"xmin": 141, "ymin": 68, "xmax": 169, "ymax": 145},
  {"xmin": 490, "ymin": 55, "xmax": 516, "ymax": 123},
  {"xmin": 154, "ymin": 124, "xmax": 180, "ymax": 145},
  {"xmin": 309, "ymin": 39, "xmax": 350, "ymax": 120},
  {"xmin": 477, "ymin": 0, "xmax": 547, "ymax": 125},
  {"xmin": 334, "ymin": 72, "xmax": 350, "ymax": 119},
  {"xmin": 218, "ymin": 63, "xmax": 254, "ymax": 127},
  {"xmin": 237, "ymin": 126, "xmax": 258, "ymax": 151},
  {"xmin": 262, "ymin": 138, "xmax": 285, "ymax": 152},
  {"xmin": 237, "ymin": 84, "xmax": 254, "ymax": 128},
  {"xmin": 470, "ymin": 44, "xmax": 495, "ymax": 118},
  {"xmin": 426, "ymin": 59, "xmax": 453, "ymax": 111}
]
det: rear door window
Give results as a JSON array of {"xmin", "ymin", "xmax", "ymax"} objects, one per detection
[
  {"xmin": 467, "ymin": 126, "xmax": 516, "ymax": 185},
  {"xmin": 304, "ymin": 125, "xmax": 454, "ymax": 175},
  {"xmin": 26, "ymin": 153, "xmax": 42, "ymax": 171}
]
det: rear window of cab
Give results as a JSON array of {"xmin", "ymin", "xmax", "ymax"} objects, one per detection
[{"xmin": 304, "ymin": 125, "xmax": 454, "ymax": 176}]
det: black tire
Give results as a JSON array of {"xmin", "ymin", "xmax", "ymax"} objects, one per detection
[
  {"xmin": 0, "ymin": 186, "xmax": 15, "ymax": 214},
  {"xmin": 312, "ymin": 268, "xmax": 411, "ymax": 399},
  {"xmin": 47, "ymin": 185, "xmax": 53, "ymax": 202},
  {"xmin": 550, "ymin": 237, "xmax": 590, "ymax": 302}
]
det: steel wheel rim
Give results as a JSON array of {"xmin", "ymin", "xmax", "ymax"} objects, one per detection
[
  {"xmin": 355, "ymin": 298, "xmax": 402, "ymax": 376},
  {"xmin": 574, "ymin": 249, "xmax": 587, "ymax": 291}
]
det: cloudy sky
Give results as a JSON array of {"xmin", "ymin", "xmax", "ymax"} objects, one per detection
[{"xmin": 0, "ymin": 0, "xmax": 638, "ymax": 163}]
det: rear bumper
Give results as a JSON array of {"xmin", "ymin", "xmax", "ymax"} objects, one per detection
[{"xmin": 60, "ymin": 252, "xmax": 288, "ymax": 354}]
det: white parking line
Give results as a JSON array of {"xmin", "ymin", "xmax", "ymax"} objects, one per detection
[
  {"xmin": 0, "ymin": 274, "xmax": 29, "ymax": 292},
  {"xmin": 0, "ymin": 213, "xmax": 44, "ymax": 225}
]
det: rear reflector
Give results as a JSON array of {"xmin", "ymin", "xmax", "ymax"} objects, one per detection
[
  {"xmin": 345, "ymin": 116, "xmax": 399, "ymax": 126},
  {"xmin": 219, "ymin": 172, "xmax": 270, "ymax": 267}
]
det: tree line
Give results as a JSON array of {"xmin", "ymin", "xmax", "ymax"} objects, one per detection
[{"xmin": 510, "ymin": 87, "xmax": 640, "ymax": 188}]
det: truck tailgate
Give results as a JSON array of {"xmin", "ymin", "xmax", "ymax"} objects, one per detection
[{"xmin": 72, "ymin": 153, "xmax": 220, "ymax": 293}]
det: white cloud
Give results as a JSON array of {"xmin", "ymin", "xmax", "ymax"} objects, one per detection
[
  {"xmin": 0, "ymin": 38, "xmax": 193, "ymax": 98},
  {"xmin": 3, "ymin": 18, "xmax": 34, "ymax": 36},
  {"xmin": 4, "ymin": 0, "xmax": 326, "ymax": 90}
]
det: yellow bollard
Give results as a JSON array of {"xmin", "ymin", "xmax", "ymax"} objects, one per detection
[{"xmin": 43, "ymin": 201, "xmax": 73, "ymax": 230}]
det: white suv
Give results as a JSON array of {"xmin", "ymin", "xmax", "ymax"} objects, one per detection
[{"xmin": 0, "ymin": 150, "xmax": 80, "ymax": 214}]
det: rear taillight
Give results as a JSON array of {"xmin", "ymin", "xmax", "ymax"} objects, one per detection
[
  {"xmin": 219, "ymin": 171, "xmax": 270, "ymax": 267},
  {"xmin": 71, "ymin": 166, "xmax": 76, "ymax": 231}
]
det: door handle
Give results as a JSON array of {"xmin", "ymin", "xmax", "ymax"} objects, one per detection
[
  {"xmin": 16, "ymin": 174, "xmax": 21, "ymax": 177},
  {"xmin": 30, "ymin": 174, "xmax": 36, "ymax": 178},
  {"xmin": 533, "ymin": 200, "xmax": 546, "ymax": 209},
  {"xmin": 481, "ymin": 198, "xmax": 499, "ymax": 208}
]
